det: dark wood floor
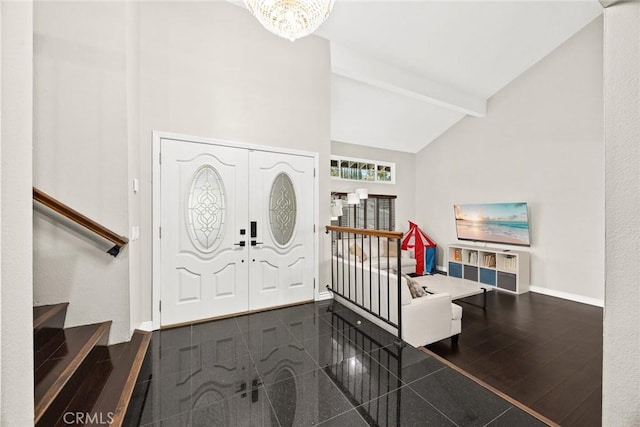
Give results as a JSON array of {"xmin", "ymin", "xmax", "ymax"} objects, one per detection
[{"xmin": 426, "ymin": 290, "xmax": 603, "ymax": 427}]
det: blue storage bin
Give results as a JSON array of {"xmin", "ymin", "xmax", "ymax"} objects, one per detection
[
  {"xmin": 480, "ymin": 268, "xmax": 496, "ymax": 286},
  {"xmin": 448, "ymin": 262, "xmax": 462, "ymax": 278}
]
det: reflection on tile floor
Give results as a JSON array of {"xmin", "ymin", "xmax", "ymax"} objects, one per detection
[{"xmin": 124, "ymin": 301, "xmax": 548, "ymax": 427}]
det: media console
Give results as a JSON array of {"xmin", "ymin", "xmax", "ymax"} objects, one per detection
[{"xmin": 447, "ymin": 244, "xmax": 530, "ymax": 295}]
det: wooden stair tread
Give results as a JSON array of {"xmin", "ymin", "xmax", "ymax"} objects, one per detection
[
  {"xmin": 37, "ymin": 330, "xmax": 151, "ymax": 427},
  {"xmin": 36, "ymin": 346, "xmax": 113, "ymax": 427},
  {"xmin": 33, "ymin": 303, "xmax": 69, "ymax": 364},
  {"xmin": 86, "ymin": 330, "xmax": 152, "ymax": 427},
  {"xmin": 34, "ymin": 321, "xmax": 111, "ymax": 424},
  {"xmin": 33, "ymin": 303, "xmax": 69, "ymax": 330},
  {"xmin": 34, "ymin": 328, "xmax": 66, "ymax": 371}
]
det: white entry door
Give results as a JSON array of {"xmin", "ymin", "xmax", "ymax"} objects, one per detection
[
  {"xmin": 248, "ymin": 150, "xmax": 315, "ymax": 311},
  {"xmin": 159, "ymin": 138, "xmax": 315, "ymax": 326},
  {"xmin": 160, "ymin": 139, "xmax": 250, "ymax": 326}
]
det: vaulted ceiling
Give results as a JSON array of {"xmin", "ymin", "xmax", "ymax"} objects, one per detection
[
  {"xmin": 232, "ymin": 1, "xmax": 603, "ymax": 153},
  {"xmin": 315, "ymin": 1, "xmax": 603, "ymax": 153}
]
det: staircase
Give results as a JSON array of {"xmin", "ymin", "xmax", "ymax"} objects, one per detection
[{"xmin": 33, "ymin": 303, "xmax": 151, "ymax": 426}]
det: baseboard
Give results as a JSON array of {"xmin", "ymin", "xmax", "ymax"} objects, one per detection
[
  {"xmin": 437, "ymin": 264, "xmax": 447, "ymax": 273},
  {"xmin": 139, "ymin": 293, "xmax": 332, "ymax": 332},
  {"xmin": 138, "ymin": 321, "xmax": 154, "ymax": 331},
  {"xmin": 315, "ymin": 291, "xmax": 332, "ymax": 301},
  {"xmin": 529, "ymin": 286, "xmax": 604, "ymax": 307}
]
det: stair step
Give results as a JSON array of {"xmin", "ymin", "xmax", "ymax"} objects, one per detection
[
  {"xmin": 34, "ymin": 303, "xmax": 69, "ymax": 353},
  {"xmin": 33, "ymin": 303, "xmax": 69, "ymax": 330},
  {"xmin": 34, "ymin": 321, "xmax": 111, "ymax": 424},
  {"xmin": 36, "ymin": 330, "xmax": 152, "ymax": 427},
  {"xmin": 86, "ymin": 330, "xmax": 152, "ymax": 427},
  {"xmin": 35, "ymin": 328, "xmax": 66, "ymax": 370},
  {"xmin": 36, "ymin": 346, "xmax": 112, "ymax": 427}
]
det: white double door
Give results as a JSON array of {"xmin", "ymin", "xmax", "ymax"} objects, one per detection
[{"xmin": 160, "ymin": 138, "xmax": 315, "ymax": 326}]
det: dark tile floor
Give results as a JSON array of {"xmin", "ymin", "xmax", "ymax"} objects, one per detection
[{"xmin": 124, "ymin": 300, "xmax": 547, "ymax": 427}]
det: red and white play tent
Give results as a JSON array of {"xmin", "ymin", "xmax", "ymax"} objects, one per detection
[{"xmin": 401, "ymin": 221, "xmax": 437, "ymax": 275}]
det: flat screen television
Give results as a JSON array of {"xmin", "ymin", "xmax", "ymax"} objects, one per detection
[{"xmin": 454, "ymin": 202, "xmax": 531, "ymax": 247}]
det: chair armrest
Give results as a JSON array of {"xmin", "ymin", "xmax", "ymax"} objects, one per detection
[{"xmin": 401, "ymin": 293, "xmax": 457, "ymax": 347}]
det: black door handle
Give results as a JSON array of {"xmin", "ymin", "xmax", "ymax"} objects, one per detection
[
  {"xmin": 252, "ymin": 379, "xmax": 261, "ymax": 403},
  {"xmin": 251, "ymin": 241, "xmax": 263, "ymax": 246},
  {"xmin": 234, "ymin": 241, "xmax": 246, "ymax": 247},
  {"xmin": 235, "ymin": 381, "xmax": 247, "ymax": 398}
]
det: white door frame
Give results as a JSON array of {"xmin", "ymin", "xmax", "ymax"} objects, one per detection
[{"xmin": 152, "ymin": 131, "xmax": 319, "ymax": 330}]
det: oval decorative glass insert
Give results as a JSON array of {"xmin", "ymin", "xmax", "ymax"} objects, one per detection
[
  {"xmin": 269, "ymin": 173, "xmax": 297, "ymax": 246},
  {"xmin": 187, "ymin": 165, "xmax": 225, "ymax": 252}
]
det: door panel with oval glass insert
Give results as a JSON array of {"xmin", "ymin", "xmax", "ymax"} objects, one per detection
[
  {"xmin": 160, "ymin": 139, "xmax": 250, "ymax": 325},
  {"xmin": 160, "ymin": 139, "xmax": 315, "ymax": 326},
  {"xmin": 248, "ymin": 150, "xmax": 315, "ymax": 311}
]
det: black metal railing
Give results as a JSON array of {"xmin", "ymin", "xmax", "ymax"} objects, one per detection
[
  {"xmin": 324, "ymin": 308, "xmax": 404, "ymax": 426},
  {"xmin": 325, "ymin": 225, "xmax": 404, "ymax": 344}
]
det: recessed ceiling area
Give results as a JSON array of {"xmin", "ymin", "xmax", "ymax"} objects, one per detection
[{"xmin": 314, "ymin": 1, "xmax": 603, "ymax": 153}]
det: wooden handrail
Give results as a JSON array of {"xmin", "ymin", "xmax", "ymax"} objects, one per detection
[
  {"xmin": 33, "ymin": 187, "xmax": 128, "ymax": 257},
  {"xmin": 325, "ymin": 225, "xmax": 403, "ymax": 240}
]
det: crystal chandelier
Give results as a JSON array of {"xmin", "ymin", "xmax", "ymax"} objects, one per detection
[{"xmin": 245, "ymin": 0, "xmax": 335, "ymax": 42}]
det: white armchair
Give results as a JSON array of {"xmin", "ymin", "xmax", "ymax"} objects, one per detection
[
  {"xmin": 331, "ymin": 257, "xmax": 462, "ymax": 347},
  {"xmin": 402, "ymin": 292, "xmax": 462, "ymax": 347}
]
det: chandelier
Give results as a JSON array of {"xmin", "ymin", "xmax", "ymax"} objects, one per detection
[{"xmin": 245, "ymin": 0, "xmax": 335, "ymax": 42}]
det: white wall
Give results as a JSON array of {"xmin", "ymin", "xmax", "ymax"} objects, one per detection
[
  {"xmin": 415, "ymin": 17, "xmax": 604, "ymax": 304},
  {"xmin": 135, "ymin": 1, "xmax": 331, "ymax": 322},
  {"xmin": 31, "ymin": 1, "xmax": 330, "ymax": 337},
  {"xmin": 33, "ymin": 2, "xmax": 131, "ymax": 343},
  {"xmin": 1, "ymin": 1, "xmax": 34, "ymax": 425},
  {"xmin": 602, "ymin": 3, "xmax": 640, "ymax": 424},
  {"xmin": 331, "ymin": 141, "xmax": 417, "ymax": 234},
  {"xmin": 1, "ymin": 4, "xmax": 3, "ymax": 417},
  {"xmin": 126, "ymin": 2, "xmax": 143, "ymax": 334}
]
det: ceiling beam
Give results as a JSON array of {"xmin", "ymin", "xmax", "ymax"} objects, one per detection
[
  {"xmin": 331, "ymin": 44, "xmax": 487, "ymax": 117},
  {"xmin": 599, "ymin": 0, "xmax": 627, "ymax": 8}
]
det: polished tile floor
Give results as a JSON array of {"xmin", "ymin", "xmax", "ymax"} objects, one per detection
[{"xmin": 124, "ymin": 301, "xmax": 547, "ymax": 427}]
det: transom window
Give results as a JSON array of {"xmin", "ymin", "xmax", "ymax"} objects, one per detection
[{"xmin": 330, "ymin": 155, "xmax": 395, "ymax": 184}]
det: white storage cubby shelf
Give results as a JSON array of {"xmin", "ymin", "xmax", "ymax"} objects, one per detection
[{"xmin": 447, "ymin": 244, "xmax": 530, "ymax": 294}]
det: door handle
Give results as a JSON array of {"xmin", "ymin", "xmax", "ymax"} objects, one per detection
[
  {"xmin": 252, "ymin": 379, "xmax": 261, "ymax": 403},
  {"xmin": 251, "ymin": 241, "xmax": 263, "ymax": 246},
  {"xmin": 235, "ymin": 381, "xmax": 247, "ymax": 398},
  {"xmin": 234, "ymin": 241, "xmax": 246, "ymax": 247}
]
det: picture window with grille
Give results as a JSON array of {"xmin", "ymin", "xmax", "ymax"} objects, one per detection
[{"xmin": 331, "ymin": 193, "xmax": 396, "ymax": 231}]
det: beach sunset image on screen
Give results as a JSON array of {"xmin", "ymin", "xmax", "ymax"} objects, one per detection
[{"xmin": 454, "ymin": 202, "xmax": 531, "ymax": 246}]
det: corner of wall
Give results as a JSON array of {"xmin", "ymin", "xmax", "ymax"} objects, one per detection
[{"xmin": 1, "ymin": 1, "xmax": 35, "ymax": 424}]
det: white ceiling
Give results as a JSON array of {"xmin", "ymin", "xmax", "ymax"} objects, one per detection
[{"xmin": 314, "ymin": 1, "xmax": 603, "ymax": 153}]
